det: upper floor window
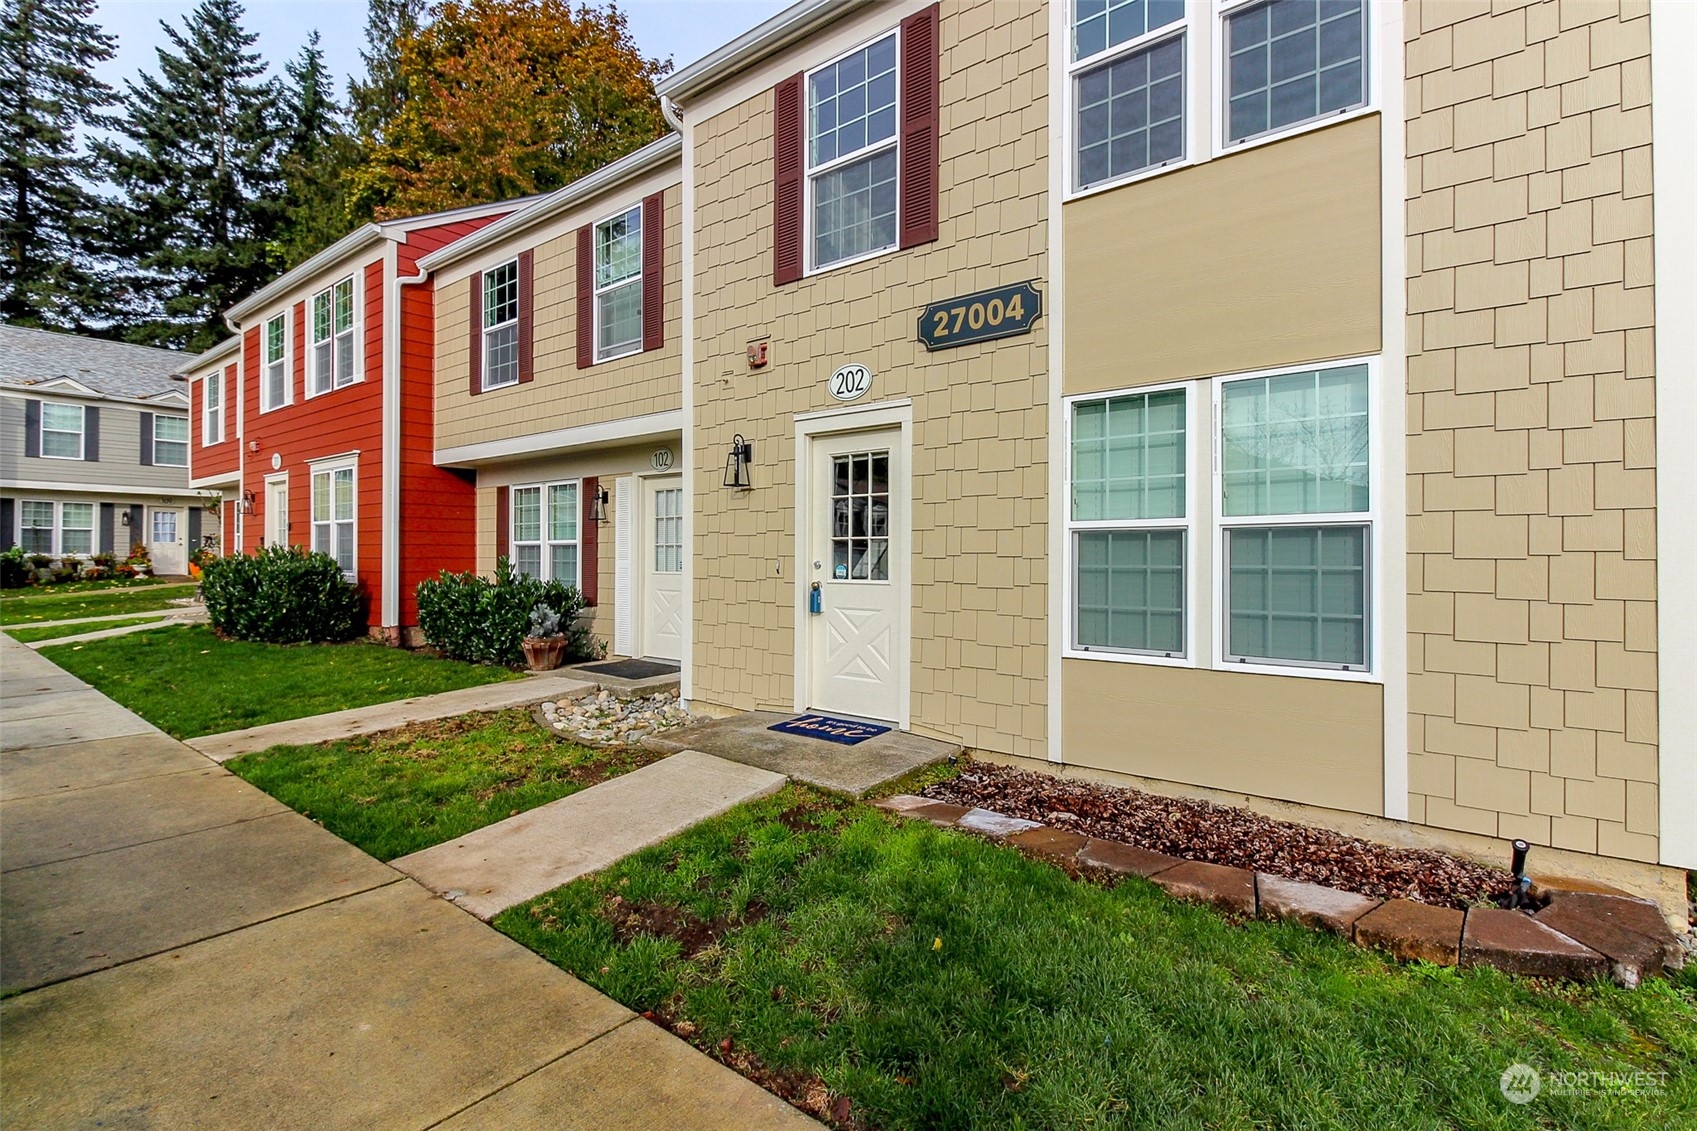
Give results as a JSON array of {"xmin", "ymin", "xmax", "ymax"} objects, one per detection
[
  {"xmin": 203, "ymin": 372, "xmax": 224, "ymax": 444},
  {"xmin": 310, "ymin": 276, "xmax": 357, "ymax": 394},
  {"xmin": 153, "ymin": 414, "xmax": 189, "ymax": 467},
  {"xmin": 40, "ymin": 402, "xmax": 84, "ymax": 459},
  {"xmin": 1072, "ymin": 0, "xmax": 1186, "ymax": 191},
  {"xmin": 263, "ymin": 312, "xmax": 288, "ymax": 410},
  {"xmin": 808, "ymin": 33, "xmax": 899, "ymax": 270},
  {"xmin": 1223, "ymin": 0, "xmax": 1367, "ymax": 145},
  {"xmin": 483, "ymin": 259, "xmax": 520, "ymax": 389},
  {"xmin": 594, "ymin": 208, "xmax": 643, "ymax": 361}
]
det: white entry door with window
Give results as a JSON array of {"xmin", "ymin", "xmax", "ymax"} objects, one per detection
[
  {"xmin": 149, "ymin": 508, "xmax": 185, "ymax": 574},
  {"xmin": 266, "ymin": 476, "xmax": 289, "ymax": 547},
  {"xmin": 641, "ymin": 476, "xmax": 683, "ymax": 661},
  {"xmin": 807, "ymin": 430, "xmax": 905, "ymax": 722}
]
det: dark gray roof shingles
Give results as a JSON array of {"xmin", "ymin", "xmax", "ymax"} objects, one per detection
[{"xmin": 0, "ymin": 325, "xmax": 185, "ymax": 401}]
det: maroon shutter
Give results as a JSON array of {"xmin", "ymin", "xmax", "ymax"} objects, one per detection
[
  {"xmin": 468, "ymin": 271, "xmax": 483, "ymax": 396},
  {"xmin": 495, "ymin": 484, "xmax": 509, "ymax": 563},
  {"xmin": 580, "ymin": 476, "xmax": 599, "ymax": 606},
  {"xmin": 899, "ymin": 4, "xmax": 942, "ymax": 249},
  {"xmin": 518, "ymin": 249, "xmax": 535, "ymax": 383},
  {"xmin": 641, "ymin": 193, "xmax": 664, "ymax": 351},
  {"xmin": 576, "ymin": 226, "xmax": 594, "ymax": 369},
  {"xmin": 772, "ymin": 72, "xmax": 805, "ymax": 286}
]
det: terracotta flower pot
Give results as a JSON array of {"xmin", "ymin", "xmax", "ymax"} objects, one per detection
[{"xmin": 522, "ymin": 636, "xmax": 566, "ymax": 671}]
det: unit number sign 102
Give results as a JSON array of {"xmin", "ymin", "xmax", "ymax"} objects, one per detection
[{"xmin": 829, "ymin": 363, "xmax": 873, "ymax": 402}]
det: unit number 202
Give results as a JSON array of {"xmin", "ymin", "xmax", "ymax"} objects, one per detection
[{"xmin": 929, "ymin": 291, "xmax": 1026, "ymax": 339}]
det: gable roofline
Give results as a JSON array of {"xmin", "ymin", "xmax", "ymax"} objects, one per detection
[
  {"xmin": 417, "ymin": 134, "xmax": 684, "ymax": 274},
  {"xmin": 177, "ymin": 334, "xmax": 242, "ymax": 375},
  {"xmin": 224, "ymin": 196, "xmax": 544, "ymax": 325},
  {"xmin": 655, "ymin": 0, "xmax": 863, "ymax": 103}
]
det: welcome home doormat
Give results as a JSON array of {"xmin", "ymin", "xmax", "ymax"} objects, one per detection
[{"xmin": 768, "ymin": 714, "xmax": 891, "ymax": 746}]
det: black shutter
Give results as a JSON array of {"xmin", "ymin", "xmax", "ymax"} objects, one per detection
[
  {"xmin": 188, "ymin": 506, "xmax": 201, "ymax": 551},
  {"xmin": 84, "ymin": 406, "xmax": 99, "ymax": 462},
  {"xmin": 100, "ymin": 503, "xmax": 115, "ymax": 553},
  {"xmin": 24, "ymin": 401, "xmax": 40, "ymax": 458},
  {"xmin": 139, "ymin": 411, "xmax": 154, "ymax": 466},
  {"xmin": 127, "ymin": 505, "xmax": 143, "ymax": 549},
  {"xmin": 0, "ymin": 498, "xmax": 14, "ymax": 551}
]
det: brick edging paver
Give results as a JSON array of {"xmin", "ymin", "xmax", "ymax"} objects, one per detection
[{"xmin": 874, "ymin": 795, "xmax": 1683, "ymax": 987}]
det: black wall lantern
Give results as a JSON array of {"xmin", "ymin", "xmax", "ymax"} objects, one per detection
[
  {"xmin": 723, "ymin": 434, "xmax": 754, "ymax": 490},
  {"xmin": 591, "ymin": 485, "xmax": 609, "ymax": 524}
]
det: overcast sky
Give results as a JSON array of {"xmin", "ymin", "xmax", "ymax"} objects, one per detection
[{"xmin": 93, "ymin": 1, "xmax": 789, "ymax": 99}]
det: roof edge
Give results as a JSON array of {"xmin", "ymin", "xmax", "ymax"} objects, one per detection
[
  {"xmin": 417, "ymin": 134, "xmax": 684, "ymax": 274},
  {"xmin": 177, "ymin": 335, "xmax": 242, "ymax": 374},
  {"xmin": 656, "ymin": 0, "xmax": 864, "ymax": 103}
]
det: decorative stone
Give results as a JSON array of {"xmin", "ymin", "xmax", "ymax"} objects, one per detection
[
  {"xmin": 956, "ymin": 808, "xmax": 1043, "ymax": 838},
  {"xmin": 1461, "ymin": 908, "xmax": 1609, "ymax": 981},
  {"xmin": 1535, "ymin": 892, "xmax": 1681, "ymax": 987},
  {"xmin": 1152, "ymin": 861, "xmax": 1256, "ymax": 916},
  {"xmin": 1353, "ymin": 899, "xmax": 1464, "ymax": 966},
  {"xmin": 1256, "ymin": 874, "xmax": 1380, "ymax": 936},
  {"xmin": 1005, "ymin": 826, "xmax": 1090, "ymax": 863},
  {"xmin": 1077, "ymin": 838, "xmax": 1182, "ymax": 878}
]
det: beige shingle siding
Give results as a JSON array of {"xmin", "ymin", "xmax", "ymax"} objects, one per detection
[
  {"xmin": 689, "ymin": 0, "xmax": 1051, "ymax": 757},
  {"xmin": 1404, "ymin": 0, "xmax": 1657, "ymax": 861}
]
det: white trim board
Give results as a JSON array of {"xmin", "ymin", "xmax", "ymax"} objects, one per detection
[
  {"xmin": 434, "ymin": 410, "xmax": 685, "ymax": 468},
  {"xmin": 1, "ymin": 479, "xmax": 213, "ymax": 501},
  {"xmin": 1652, "ymin": 0, "xmax": 1696, "ymax": 870}
]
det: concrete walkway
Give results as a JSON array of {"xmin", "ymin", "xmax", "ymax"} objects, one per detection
[
  {"xmin": 188, "ymin": 672, "xmax": 598, "ymax": 762},
  {"xmin": 393, "ymin": 750, "xmax": 787, "ymax": 920},
  {"xmin": 0, "ymin": 636, "xmax": 819, "ymax": 1130},
  {"xmin": 18, "ymin": 606, "xmax": 206, "ymax": 649}
]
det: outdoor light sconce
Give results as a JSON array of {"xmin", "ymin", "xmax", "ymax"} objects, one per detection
[
  {"xmin": 119, "ymin": 511, "xmax": 131, "ymax": 527},
  {"xmin": 591, "ymin": 485, "xmax": 609, "ymax": 524},
  {"xmin": 723, "ymin": 434, "xmax": 754, "ymax": 490},
  {"xmin": 238, "ymin": 490, "xmax": 256, "ymax": 516}
]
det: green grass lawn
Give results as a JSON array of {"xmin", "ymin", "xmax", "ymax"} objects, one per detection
[
  {"xmin": 497, "ymin": 789, "xmax": 1697, "ymax": 1131},
  {"xmin": 228, "ymin": 709, "xmax": 662, "ymax": 860},
  {"xmin": 6, "ymin": 615, "xmax": 167, "ymax": 643},
  {"xmin": 41, "ymin": 624, "xmax": 521, "ymax": 738},
  {"xmin": 0, "ymin": 583, "xmax": 199, "ymax": 625},
  {"xmin": 0, "ymin": 576, "xmax": 175, "ymax": 599}
]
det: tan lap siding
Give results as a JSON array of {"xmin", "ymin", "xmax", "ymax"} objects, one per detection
[
  {"xmin": 1064, "ymin": 116, "xmax": 1383, "ymax": 395},
  {"xmin": 1404, "ymin": 0, "xmax": 1657, "ymax": 862}
]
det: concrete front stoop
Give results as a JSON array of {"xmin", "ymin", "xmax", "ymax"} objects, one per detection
[{"xmin": 873, "ymin": 794, "xmax": 1685, "ymax": 987}]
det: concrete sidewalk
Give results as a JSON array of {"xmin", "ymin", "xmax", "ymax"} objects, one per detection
[
  {"xmin": 0, "ymin": 636, "xmax": 819, "ymax": 1130},
  {"xmin": 187, "ymin": 671, "xmax": 598, "ymax": 762}
]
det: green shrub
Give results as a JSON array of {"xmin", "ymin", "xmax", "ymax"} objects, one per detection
[
  {"xmin": 200, "ymin": 545, "xmax": 365, "ymax": 643},
  {"xmin": 415, "ymin": 557, "xmax": 594, "ymax": 666},
  {"xmin": 1, "ymin": 546, "xmax": 25, "ymax": 589}
]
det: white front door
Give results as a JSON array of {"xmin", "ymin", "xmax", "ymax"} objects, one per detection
[
  {"xmin": 266, "ymin": 477, "xmax": 288, "ymax": 547},
  {"xmin": 640, "ymin": 476, "xmax": 684, "ymax": 661},
  {"xmin": 148, "ymin": 508, "xmax": 185, "ymax": 574},
  {"xmin": 808, "ymin": 431, "xmax": 903, "ymax": 722}
]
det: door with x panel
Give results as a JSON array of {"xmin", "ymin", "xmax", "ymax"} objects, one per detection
[
  {"xmin": 808, "ymin": 430, "xmax": 903, "ymax": 722},
  {"xmin": 641, "ymin": 476, "xmax": 683, "ymax": 661}
]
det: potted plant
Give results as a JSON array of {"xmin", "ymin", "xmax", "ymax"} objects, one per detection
[
  {"xmin": 126, "ymin": 542, "xmax": 152, "ymax": 579},
  {"xmin": 521, "ymin": 603, "xmax": 567, "ymax": 671}
]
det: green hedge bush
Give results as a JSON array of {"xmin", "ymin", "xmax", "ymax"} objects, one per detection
[
  {"xmin": 200, "ymin": 546, "xmax": 364, "ymax": 643},
  {"xmin": 415, "ymin": 557, "xmax": 594, "ymax": 666}
]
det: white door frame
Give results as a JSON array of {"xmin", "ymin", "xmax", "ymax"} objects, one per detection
[
  {"xmin": 637, "ymin": 472, "xmax": 684, "ymax": 662},
  {"xmin": 147, "ymin": 506, "xmax": 186, "ymax": 574},
  {"xmin": 264, "ymin": 472, "xmax": 289, "ymax": 547},
  {"xmin": 792, "ymin": 399, "xmax": 913, "ymax": 730}
]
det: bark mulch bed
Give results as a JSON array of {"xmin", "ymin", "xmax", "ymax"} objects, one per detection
[{"xmin": 923, "ymin": 762, "xmax": 1513, "ymax": 909}]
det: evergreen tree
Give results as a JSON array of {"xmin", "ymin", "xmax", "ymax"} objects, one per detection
[
  {"xmin": 0, "ymin": 0, "xmax": 118, "ymax": 329},
  {"xmin": 348, "ymin": 0, "xmax": 425, "ymax": 144},
  {"xmin": 96, "ymin": 0, "xmax": 286, "ymax": 350},
  {"xmin": 276, "ymin": 31, "xmax": 360, "ymax": 266}
]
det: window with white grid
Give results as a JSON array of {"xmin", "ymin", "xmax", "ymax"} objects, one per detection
[
  {"xmin": 310, "ymin": 276, "xmax": 357, "ymax": 394},
  {"xmin": 594, "ymin": 209, "xmax": 643, "ymax": 361},
  {"xmin": 263, "ymin": 312, "xmax": 288, "ymax": 410},
  {"xmin": 483, "ymin": 259, "xmax": 520, "ymax": 388},
  {"xmin": 808, "ymin": 33, "xmax": 899, "ymax": 270},
  {"xmin": 511, "ymin": 481, "xmax": 581, "ymax": 587},
  {"xmin": 311, "ymin": 462, "xmax": 356, "ymax": 576}
]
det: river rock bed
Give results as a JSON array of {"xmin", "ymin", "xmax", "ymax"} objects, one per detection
[{"xmin": 541, "ymin": 689, "xmax": 690, "ymax": 746}]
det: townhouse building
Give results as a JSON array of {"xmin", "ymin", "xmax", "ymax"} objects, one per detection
[
  {"xmin": 184, "ymin": 200, "xmax": 526, "ymax": 637},
  {"xmin": 1, "ymin": 326, "xmax": 206, "ymax": 573}
]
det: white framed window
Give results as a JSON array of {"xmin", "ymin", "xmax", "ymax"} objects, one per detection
[
  {"xmin": 1065, "ymin": 358, "xmax": 1378, "ymax": 681},
  {"xmin": 40, "ymin": 402, "xmax": 84, "ymax": 459},
  {"xmin": 1066, "ymin": 383, "xmax": 1193, "ymax": 661},
  {"xmin": 593, "ymin": 209, "xmax": 643, "ymax": 361},
  {"xmin": 482, "ymin": 259, "xmax": 520, "ymax": 388},
  {"xmin": 262, "ymin": 311, "xmax": 289, "ymax": 410},
  {"xmin": 203, "ymin": 372, "xmax": 224, "ymax": 444},
  {"xmin": 309, "ymin": 276, "xmax": 357, "ymax": 394},
  {"xmin": 1220, "ymin": 0, "xmax": 1367, "ymax": 147},
  {"xmin": 153, "ymin": 414, "xmax": 189, "ymax": 467},
  {"xmin": 61, "ymin": 502, "xmax": 94, "ymax": 554},
  {"xmin": 510, "ymin": 481, "xmax": 580, "ymax": 586},
  {"xmin": 150, "ymin": 509, "xmax": 177, "ymax": 546},
  {"xmin": 20, "ymin": 500, "xmax": 55, "ymax": 553},
  {"xmin": 1216, "ymin": 360, "xmax": 1372, "ymax": 673},
  {"xmin": 807, "ymin": 31, "xmax": 900, "ymax": 272},
  {"xmin": 1071, "ymin": 0, "xmax": 1188, "ymax": 191},
  {"xmin": 310, "ymin": 461, "xmax": 357, "ymax": 576}
]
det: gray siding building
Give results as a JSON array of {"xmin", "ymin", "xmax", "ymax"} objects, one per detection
[{"xmin": 1, "ymin": 326, "xmax": 212, "ymax": 574}]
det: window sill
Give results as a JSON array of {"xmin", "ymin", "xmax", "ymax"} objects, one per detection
[
  {"xmin": 304, "ymin": 378, "xmax": 364, "ymax": 400},
  {"xmin": 480, "ymin": 379, "xmax": 522, "ymax": 394},
  {"xmin": 592, "ymin": 346, "xmax": 643, "ymax": 366},
  {"xmin": 804, "ymin": 240, "xmax": 900, "ymax": 280},
  {"xmin": 1065, "ymin": 155, "xmax": 1197, "ymax": 203},
  {"xmin": 38, "ymin": 453, "xmax": 84, "ymax": 461},
  {"xmin": 1217, "ymin": 105, "xmax": 1378, "ymax": 161},
  {"xmin": 1063, "ymin": 647, "xmax": 1194, "ymax": 669}
]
